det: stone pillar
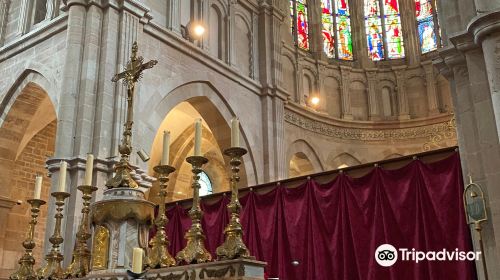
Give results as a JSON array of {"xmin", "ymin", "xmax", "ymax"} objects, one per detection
[
  {"xmin": 166, "ymin": 0, "xmax": 180, "ymax": 33},
  {"xmin": 400, "ymin": 0, "xmax": 420, "ymax": 64},
  {"xmin": 340, "ymin": 66, "xmax": 353, "ymax": 120},
  {"xmin": 366, "ymin": 69, "xmax": 381, "ymax": 120},
  {"xmin": 393, "ymin": 66, "xmax": 410, "ymax": 120},
  {"xmin": 438, "ymin": 32, "xmax": 500, "ymax": 278},
  {"xmin": 16, "ymin": 0, "xmax": 30, "ymax": 35},
  {"xmin": 422, "ymin": 61, "xmax": 440, "ymax": 115},
  {"xmin": 227, "ymin": 0, "xmax": 236, "ymax": 67},
  {"xmin": 469, "ymin": 11, "xmax": 500, "ymax": 141},
  {"xmin": 350, "ymin": 0, "xmax": 370, "ymax": 67},
  {"xmin": 0, "ymin": 0, "xmax": 9, "ymax": 45}
]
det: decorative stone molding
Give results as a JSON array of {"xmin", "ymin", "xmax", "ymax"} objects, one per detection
[{"xmin": 284, "ymin": 109, "xmax": 455, "ymax": 141}]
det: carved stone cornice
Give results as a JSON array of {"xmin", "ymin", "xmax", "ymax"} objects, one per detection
[
  {"xmin": 468, "ymin": 9, "xmax": 500, "ymax": 45},
  {"xmin": 284, "ymin": 109, "xmax": 455, "ymax": 141}
]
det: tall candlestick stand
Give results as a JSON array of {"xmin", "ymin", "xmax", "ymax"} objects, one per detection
[
  {"xmin": 147, "ymin": 165, "xmax": 176, "ymax": 268},
  {"xmin": 10, "ymin": 199, "xmax": 46, "ymax": 280},
  {"xmin": 37, "ymin": 192, "xmax": 70, "ymax": 279},
  {"xmin": 176, "ymin": 156, "xmax": 212, "ymax": 264},
  {"xmin": 65, "ymin": 185, "xmax": 97, "ymax": 278},
  {"xmin": 216, "ymin": 147, "xmax": 252, "ymax": 260}
]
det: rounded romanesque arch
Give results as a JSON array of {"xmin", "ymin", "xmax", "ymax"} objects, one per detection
[
  {"xmin": 286, "ymin": 139, "xmax": 323, "ymax": 178},
  {"xmin": 328, "ymin": 152, "xmax": 362, "ymax": 169},
  {"xmin": 143, "ymin": 81, "xmax": 257, "ymax": 201},
  {"xmin": 0, "ymin": 74, "xmax": 57, "ymax": 274}
]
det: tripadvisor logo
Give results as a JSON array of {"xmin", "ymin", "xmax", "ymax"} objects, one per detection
[
  {"xmin": 375, "ymin": 244, "xmax": 398, "ymax": 267},
  {"xmin": 375, "ymin": 244, "xmax": 481, "ymax": 267}
]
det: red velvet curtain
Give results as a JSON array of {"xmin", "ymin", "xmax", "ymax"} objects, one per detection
[{"xmin": 163, "ymin": 153, "xmax": 476, "ymax": 279}]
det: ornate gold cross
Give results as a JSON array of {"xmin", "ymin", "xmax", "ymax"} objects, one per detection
[{"xmin": 106, "ymin": 41, "xmax": 158, "ymax": 189}]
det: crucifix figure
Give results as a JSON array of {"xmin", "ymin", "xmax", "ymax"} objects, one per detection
[{"xmin": 106, "ymin": 41, "xmax": 158, "ymax": 189}]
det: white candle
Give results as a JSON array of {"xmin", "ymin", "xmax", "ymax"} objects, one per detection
[
  {"xmin": 231, "ymin": 117, "xmax": 240, "ymax": 148},
  {"xmin": 34, "ymin": 175, "xmax": 42, "ymax": 199},
  {"xmin": 58, "ymin": 161, "xmax": 67, "ymax": 192},
  {"xmin": 161, "ymin": 131, "xmax": 170, "ymax": 165},
  {"xmin": 84, "ymin": 154, "xmax": 94, "ymax": 186},
  {"xmin": 132, "ymin": 247, "xmax": 143, "ymax": 273},
  {"xmin": 194, "ymin": 119, "xmax": 202, "ymax": 156}
]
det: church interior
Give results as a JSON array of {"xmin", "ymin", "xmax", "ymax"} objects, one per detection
[{"xmin": 0, "ymin": 0, "xmax": 497, "ymax": 279}]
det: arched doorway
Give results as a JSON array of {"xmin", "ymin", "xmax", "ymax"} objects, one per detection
[{"xmin": 0, "ymin": 81, "xmax": 56, "ymax": 276}]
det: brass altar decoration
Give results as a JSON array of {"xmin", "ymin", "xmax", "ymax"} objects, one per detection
[
  {"xmin": 106, "ymin": 41, "xmax": 157, "ymax": 189},
  {"xmin": 37, "ymin": 191, "xmax": 71, "ymax": 279},
  {"xmin": 176, "ymin": 156, "xmax": 212, "ymax": 264},
  {"xmin": 90, "ymin": 225, "xmax": 110, "ymax": 270},
  {"xmin": 147, "ymin": 164, "xmax": 177, "ymax": 268},
  {"xmin": 216, "ymin": 147, "xmax": 252, "ymax": 260},
  {"xmin": 65, "ymin": 185, "xmax": 98, "ymax": 278},
  {"xmin": 10, "ymin": 199, "xmax": 46, "ymax": 280},
  {"xmin": 464, "ymin": 175, "xmax": 489, "ymax": 280},
  {"xmin": 423, "ymin": 113, "xmax": 457, "ymax": 151}
]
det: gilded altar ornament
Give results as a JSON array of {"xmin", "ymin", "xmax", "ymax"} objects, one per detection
[
  {"xmin": 37, "ymin": 192, "xmax": 71, "ymax": 279},
  {"xmin": 176, "ymin": 156, "xmax": 212, "ymax": 264},
  {"xmin": 10, "ymin": 199, "xmax": 46, "ymax": 280},
  {"xmin": 90, "ymin": 226, "xmax": 110, "ymax": 270},
  {"xmin": 147, "ymin": 165, "xmax": 177, "ymax": 268},
  {"xmin": 464, "ymin": 176, "xmax": 489, "ymax": 280},
  {"xmin": 65, "ymin": 185, "xmax": 98, "ymax": 278},
  {"xmin": 106, "ymin": 41, "xmax": 157, "ymax": 189},
  {"xmin": 216, "ymin": 147, "xmax": 252, "ymax": 260}
]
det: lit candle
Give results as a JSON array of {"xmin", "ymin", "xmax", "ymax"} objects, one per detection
[
  {"xmin": 58, "ymin": 161, "xmax": 67, "ymax": 192},
  {"xmin": 84, "ymin": 154, "xmax": 94, "ymax": 186},
  {"xmin": 132, "ymin": 247, "xmax": 143, "ymax": 273},
  {"xmin": 231, "ymin": 117, "xmax": 240, "ymax": 148},
  {"xmin": 161, "ymin": 131, "xmax": 170, "ymax": 165},
  {"xmin": 34, "ymin": 175, "xmax": 42, "ymax": 199},
  {"xmin": 194, "ymin": 119, "xmax": 202, "ymax": 156}
]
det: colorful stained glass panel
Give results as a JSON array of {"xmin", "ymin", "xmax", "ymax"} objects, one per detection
[
  {"xmin": 365, "ymin": 0, "xmax": 384, "ymax": 61},
  {"xmin": 336, "ymin": 0, "xmax": 353, "ymax": 60},
  {"xmin": 415, "ymin": 0, "xmax": 433, "ymax": 20},
  {"xmin": 418, "ymin": 17, "xmax": 438, "ymax": 53},
  {"xmin": 297, "ymin": 0, "xmax": 310, "ymax": 50},
  {"xmin": 386, "ymin": 15, "xmax": 404, "ymax": 59},
  {"xmin": 321, "ymin": 0, "xmax": 335, "ymax": 58}
]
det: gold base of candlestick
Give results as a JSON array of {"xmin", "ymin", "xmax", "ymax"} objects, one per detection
[
  {"xmin": 176, "ymin": 156, "xmax": 212, "ymax": 264},
  {"xmin": 10, "ymin": 199, "xmax": 46, "ymax": 280},
  {"xmin": 216, "ymin": 147, "xmax": 252, "ymax": 260},
  {"xmin": 65, "ymin": 185, "xmax": 98, "ymax": 278},
  {"xmin": 37, "ymin": 192, "xmax": 70, "ymax": 280},
  {"xmin": 147, "ymin": 165, "xmax": 176, "ymax": 268}
]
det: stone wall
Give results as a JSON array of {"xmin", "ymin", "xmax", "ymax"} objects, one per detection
[{"xmin": 0, "ymin": 121, "xmax": 56, "ymax": 279}]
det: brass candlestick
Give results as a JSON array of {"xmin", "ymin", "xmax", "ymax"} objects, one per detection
[
  {"xmin": 65, "ymin": 185, "xmax": 97, "ymax": 278},
  {"xmin": 10, "ymin": 199, "xmax": 46, "ymax": 280},
  {"xmin": 147, "ymin": 165, "xmax": 176, "ymax": 268},
  {"xmin": 175, "ymin": 156, "xmax": 212, "ymax": 264},
  {"xmin": 37, "ymin": 192, "xmax": 70, "ymax": 280},
  {"xmin": 216, "ymin": 147, "xmax": 252, "ymax": 260}
]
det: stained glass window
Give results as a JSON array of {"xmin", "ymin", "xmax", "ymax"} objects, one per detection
[
  {"xmin": 384, "ymin": 0, "xmax": 404, "ymax": 59},
  {"xmin": 321, "ymin": 0, "xmax": 335, "ymax": 58},
  {"xmin": 365, "ymin": 0, "xmax": 384, "ymax": 61},
  {"xmin": 296, "ymin": 0, "xmax": 310, "ymax": 50},
  {"xmin": 199, "ymin": 171, "xmax": 213, "ymax": 196},
  {"xmin": 335, "ymin": 0, "xmax": 353, "ymax": 60},
  {"xmin": 416, "ymin": 0, "xmax": 439, "ymax": 53}
]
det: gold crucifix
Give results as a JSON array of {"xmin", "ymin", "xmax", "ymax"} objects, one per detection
[{"xmin": 106, "ymin": 41, "xmax": 158, "ymax": 189}]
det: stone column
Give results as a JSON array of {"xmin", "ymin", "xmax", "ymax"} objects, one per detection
[
  {"xmin": 469, "ymin": 11, "xmax": 500, "ymax": 141},
  {"xmin": 393, "ymin": 66, "xmax": 410, "ymax": 120},
  {"xmin": 366, "ymin": 69, "xmax": 381, "ymax": 120},
  {"xmin": 350, "ymin": 0, "xmax": 370, "ymax": 67},
  {"xmin": 422, "ymin": 61, "xmax": 440, "ymax": 115},
  {"xmin": 0, "ymin": 0, "xmax": 9, "ymax": 45},
  {"xmin": 44, "ymin": 0, "xmax": 88, "ymax": 259},
  {"xmin": 166, "ymin": 0, "xmax": 181, "ymax": 33},
  {"xmin": 227, "ymin": 0, "xmax": 236, "ymax": 67},
  {"xmin": 340, "ymin": 66, "xmax": 353, "ymax": 119},
  {"xmin": 400, "ymin": 0, "xmax": 420, "ymax": 64},
  {"xmin": 16, "ymin": 0, "xmax": 30, "ymax": 35}
]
